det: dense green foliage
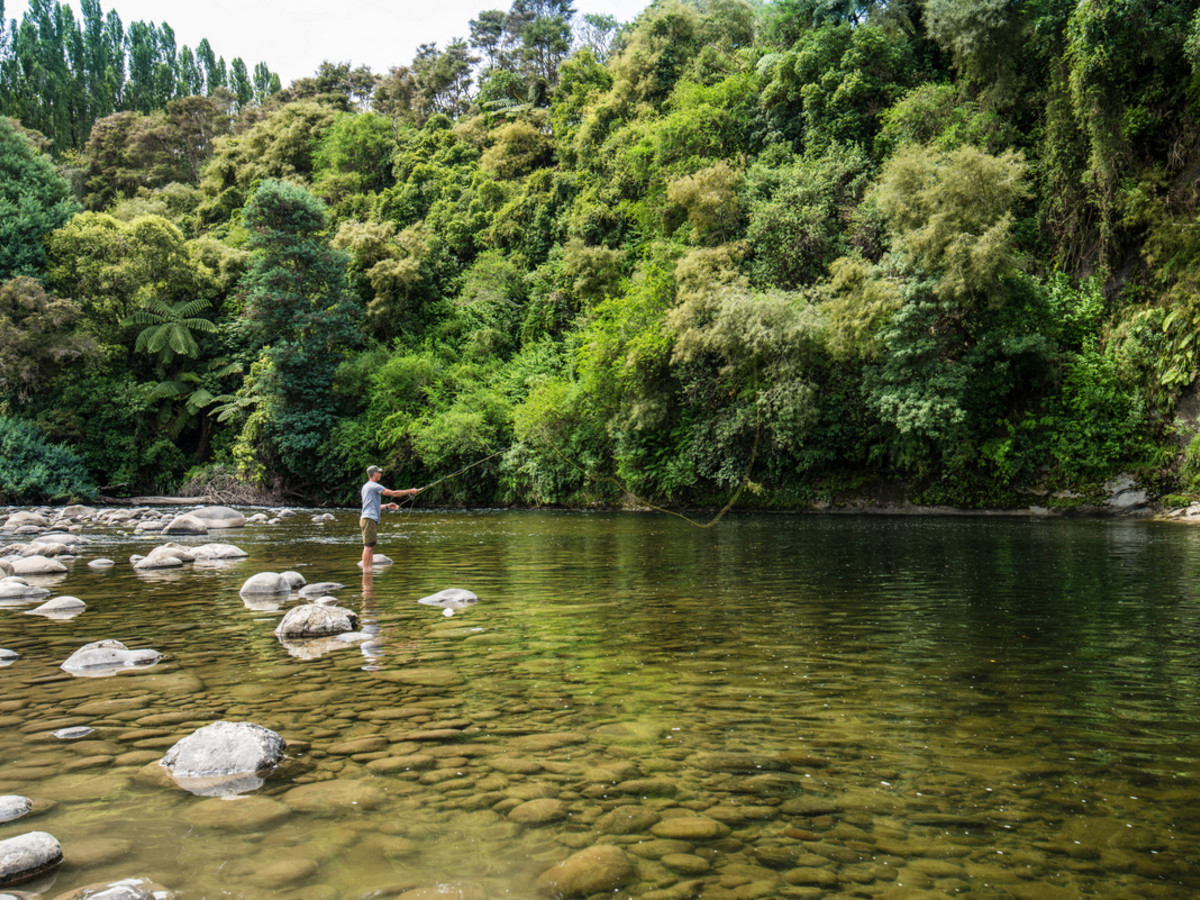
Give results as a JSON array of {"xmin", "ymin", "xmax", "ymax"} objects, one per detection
[
  {"xmin": 2, "ymin": 0, "xmax": 1198, "ymax": 507},
  {"xmin": 0, "ymin": 415, "xmax": 95, "ymax": 501}
]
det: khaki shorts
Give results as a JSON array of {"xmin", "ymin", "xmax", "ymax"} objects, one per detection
[{"xmin": 360, "ymin": 517, "xmax": 378, "ymax": 547}]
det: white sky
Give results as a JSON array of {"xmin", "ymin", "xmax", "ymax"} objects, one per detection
[{"xmin": 6, "ymin": 0, "xmax": 651, "ymax": 86}]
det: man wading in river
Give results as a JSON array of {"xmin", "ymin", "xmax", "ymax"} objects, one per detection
[{"xmin": 360, "ymin": 465, "xmax": 421, "ymax": 569}]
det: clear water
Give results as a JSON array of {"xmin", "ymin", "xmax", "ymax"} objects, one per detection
[{"xmin": 2, "ymin": 510, "xmax": 1200, "ymax": 899}]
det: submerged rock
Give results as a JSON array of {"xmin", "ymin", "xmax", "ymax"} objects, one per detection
[
  {"xmin": 160, "ymin": 721, "xmax": 286, "ymax": 797},
  {"xmin": 60, "ymin": 640, "xmax": 162, "ymax": 677},
  {"xmin": 535, "ymin": 845, "xmax": 636, "ymax": 897},
  {"xmin": 274, "ymin": 604, "xmax": 358, "ymax": 639},
  {"xmin": 299, "ymin": 581, "xmax": 344, "ymax": 598},
  {"xmin": 417, "ymin": 588, "xmax": 479, "ymax": 617},
  {"xmin": 0, "ymin": 831, "xmax": 63, "ymax": 887},
  {"xmin": 50, "ymin": 876, "xmax": 174, "ymax": 899},
  {"xmin": 27, "ymin": 596, "xmax": 86, "ymax": 619}
]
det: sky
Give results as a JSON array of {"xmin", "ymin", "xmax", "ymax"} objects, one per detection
[{"xmin": 6, "ymin": 0, "xmax": 652, "ymax": 86}]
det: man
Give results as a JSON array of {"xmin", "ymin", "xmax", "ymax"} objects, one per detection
[{"xmin": 360, "ymin": 465, "xmax": 421, "ymax": 569}]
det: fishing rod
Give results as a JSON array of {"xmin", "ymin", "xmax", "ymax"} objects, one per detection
[{"xmin": 395, "ymin": 449, "xmax": 506, "ymax": 509}]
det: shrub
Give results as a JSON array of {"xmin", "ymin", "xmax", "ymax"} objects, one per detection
[{"xmin": 0, "ymin": 417, "xmax": 96, "ymax": 502}]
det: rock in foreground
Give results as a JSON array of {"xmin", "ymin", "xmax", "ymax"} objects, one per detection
[
  {"xmin": 160, "ymin": 721, "xmax": 286, "ymax": 797},
  {"xmin": 535, "ymin": 845, "xmax": 636, "ymax": 897},
  {"xmin": 0, "ymin": 831, "xmax": 63, "ymax": 887}
]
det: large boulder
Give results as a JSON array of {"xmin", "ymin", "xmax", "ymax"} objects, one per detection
[
  {"xmin": 27, "ymin": 596, "xmax": 86, "ymax": 619},
  {"xmin": 60, "ymin": 640, "xmax": 162, "ymax": 677},
  {"xmin": 279, "ymin": 571, "xmax": 306, "ymax": 589},
  {"xmin": 0, "ymin": 831, "xmax": 63, "ymax": 887},
  {"xmin": 274, "ymin": 604, "xmax": 358, "ymax": 639},
  {"xmin": 160, "ymin": 721, "xmax": 286, "ymax": 797},
  {"xmin": 20, "ymin": 541, "xmax": 71, "ymax": 558},
  {"xmin": 0, "ymin": 558, "xmax": 11, "ymax": 577},
  {"xmin": 11, "ymin": 555, "xmax": 67, "ymax": 576},
  {"xmin": 162, "ymin": 514, "xmax": 209, "ymax": 536},
  {"xmin": 190, "ymin": 506, "xmax": 246, "ymax": 529},
  {"xmin": 239, "ymin": 572, "xmax": 291, "ymax": 596}
]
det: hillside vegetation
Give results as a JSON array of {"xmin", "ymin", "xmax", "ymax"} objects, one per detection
[{"xmin": 3, "ymin": 0, "xmax": 1200, "ymax": 509}]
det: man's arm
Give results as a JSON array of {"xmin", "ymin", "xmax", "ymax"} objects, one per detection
[{"xmin": 382, "ymin": 487, "xmax": 421, "ymax": 498}]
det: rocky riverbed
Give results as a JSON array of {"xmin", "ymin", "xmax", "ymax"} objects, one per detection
[{"xmin": 1, "ymin": 504, "xmax": 1198, "ymax": 898}]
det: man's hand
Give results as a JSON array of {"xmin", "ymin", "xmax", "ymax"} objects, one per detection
[{"xmin": 385, "ymin": 502, "xmax": 399, "ymax": 511}]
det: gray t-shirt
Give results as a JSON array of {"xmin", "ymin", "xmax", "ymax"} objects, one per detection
[{"xmin": 361, "ymin": 481, "xmax": 385, "ymax": 521}]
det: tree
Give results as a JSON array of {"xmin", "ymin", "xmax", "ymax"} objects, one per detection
[
  {"xmin": 0, "ymin": 276, "xmax": 97, "ymax": 401},
  {"xmin": 235, "ymin": 180, "xmax": 362, "ymax": 483},
  {"xmin": 0, "ymin": 115, "xmax": 78, "ymax": 281},
  {"xmin": 229, "ymin": 56, "xmax": 252, "ymax": 109}
]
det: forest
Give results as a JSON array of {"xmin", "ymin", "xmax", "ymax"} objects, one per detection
[{"xmin": 2, "ymin": 0, "xmax": 1200, "ymax": 510}]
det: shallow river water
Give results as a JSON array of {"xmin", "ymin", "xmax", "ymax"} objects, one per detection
[{"xmin": 2, "ymin": 509, "xmax": 1200, "ymax": 900}]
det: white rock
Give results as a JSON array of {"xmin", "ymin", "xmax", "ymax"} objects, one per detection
[
  {"xmin": 279, "ymin": 570, "xmax": 306, "ymax": 589},
  {"xmin": 190, "ymin": 543, "xmax": 248, "ymax": 560},
  {"xmin": 274, "ymin": 603, "xmax": 358, "ymax": 638},
  {"xmin": 10, "ymin": 555, "xmax": 68, "ymax": 576},
  {"xmin": 190, "ymin": 506, "xmax": 246, "ymax": 529},
  {"xmin": 60, "ymin": 639, "xmax": 162, "ymax": 676},
  {"xmin": 239, "ymin": 572, "xmax": 290, "ymax": 595},
  {"xmin": 160, "ymin": 721, "xmax": 285, "ymax": 797},
  {"xmin": 27, "ymin": 596, "xmax": 86, "ymax": 618},
  {"xmin": 88, "ymin": 558, "xmax": 115, "ymax": 568},
  {"xmin": 162, "ymin": 514, "xmax": 208, "ymax": 535},
  {"xmin": 0, "ymin": 830, "xmax": 62, "ymax": 885}
]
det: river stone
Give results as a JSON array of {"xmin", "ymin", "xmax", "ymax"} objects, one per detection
[
  {"xmin": 61, "ymin": 640, "xmax": 162, "ymax": 676},
  {"xmin": 0, "ymin": 559, "xmax": 11, "ymax": 576},
  {"xmin": 396, "ymin": 885, "xmax": 486, "ymax": 900},
  {"xmin": 3, "ymin": 512, "xmax": 48, "ymax": 529},
  {"xmin": 596, "ymin": 805, "xmax": 662, "ymax": 834},
  {"xmin": 0, "ymin": 797, "xmax": 31, "ymax": 824},
  {"xmin": 162, "ymin": 514, "xmax": 209, "ymax": 535},
  {"xmin": 190, "ymin": 543, "xmax": 248, "ymax": 561},
  {"xmin": 0, "ymin": 650, "xmax": 17, "ymax": 666},
  {"xmin": 274, "ymin": 604, "xmax": 358, "ymax": 639},
  {"xmin": 509, "ymin": 732, "xmax": 586, "ymax": 752},
  {"xmin": 0, "ymin": 578, "xmax": 49, "ymax": 601},
  {"xmin": 27, "ymin": 596, "xmax": 85, "ymax": 618},
  {"xmin": 52, "ymin": 726, "xmax": 94, "ymax": 740},
  {"xmin": 240, "ymin": 572, "xmax": 292, "ymax": 596},
  {"xmin": 191, "ymin": 506, "xmax": 246, "ymax": 529},
  {"xmin": 535, "ymin": 845, "xmax": 636, "ymax": 898},
  {"xmin": 375, "ymin": 668, "xmax": 465, "ymax": 687},
  {"xmin": 299, "ymin": 582, "xmax": 345, "ymax": 598},
  {"xmin": 508, "ymin": 798, "xmax": 568, "ymax": 826},
  {"xmin": 416, "ymin": 588, "xmax": 479, "ymax": 612},
  {"xmin": 661, "ymin": 853, "xmax": 711, "ymax": 875},
  {"xmin": 88, "ymin": 558, "xmax": 115, "ymax": 568},
  {"xmin": 615, "ymin": 777, "xmax": 677, "ymax": 797},
  {"xmin": 0, "ymin": 831, "xmax": 63, "ymax": 887},
  {"xmin": 281, "ymin": 779, "xmax": 386, "ymax": 814},
  {"xmin": 279, "ymin": 570, "xmax": 306, "ymax": 589},
  {"xmin": 21, "ymin": 541, "xmax": 71, "ymax": 557},
  {"xmin": 49, "ymin": 877, "xmax": 169, "ymax": 900},
  {"xmin": 783, "ymin": 866, "xmax": 837, "ymax": 886},
  {"xmin": 10, "ymin": 556, "xmax": 67, "ymax": 576},
  {"xmin": 184, "ymin": 795, "xmax": 292, "ymax": 829},
  {"xmin": 650, "ymin": 817, "xmax": 730, "ymax": 840},
  {"xmin": 160, "ymin": 721, "xmax": 285, "ymax": 797}
]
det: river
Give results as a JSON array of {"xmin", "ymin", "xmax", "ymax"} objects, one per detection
[{"xmin": 1, "ymin": 509, "xmax": 1198, "ymax": 899}]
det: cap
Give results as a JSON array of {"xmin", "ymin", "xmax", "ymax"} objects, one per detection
[{"xmin": 366, "ymin": 465, "xmax": 382, "ymax": 476}]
